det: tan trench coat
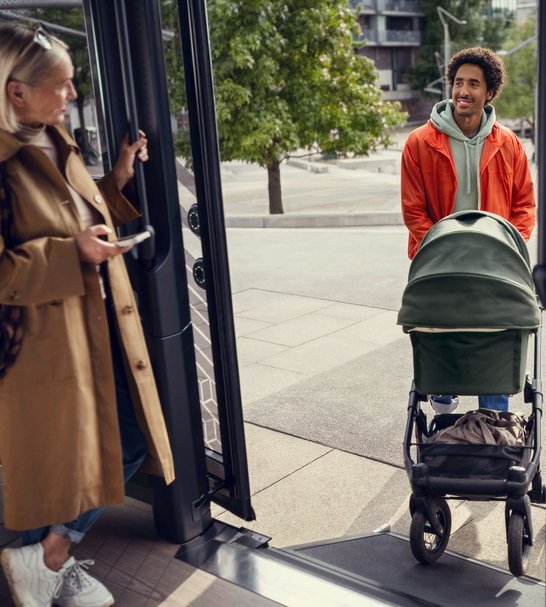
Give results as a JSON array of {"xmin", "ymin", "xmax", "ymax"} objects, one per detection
[{"xmin": 0, "ymin": 126, "xmax": 174, "ymax": 531}]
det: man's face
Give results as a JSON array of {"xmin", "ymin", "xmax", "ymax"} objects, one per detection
[{"xmin": 451, "ymin": 63, "xmax": 493, "ymax": 120}]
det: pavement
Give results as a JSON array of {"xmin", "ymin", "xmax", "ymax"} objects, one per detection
[
  {"xmin": 219, "ymin": 129, "xmax": 408, "ymax": 228},
  {"xmin": 179, "ymin": 126, "xmax": 545, "ymax": 583}
]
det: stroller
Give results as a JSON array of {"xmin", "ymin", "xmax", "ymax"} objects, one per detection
[{"xmin": 398, "ymin": 210, "xmax": 545, "ymax": 577}]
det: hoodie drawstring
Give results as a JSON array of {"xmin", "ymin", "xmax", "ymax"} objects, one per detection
[{"xmin": 463, "ymin": 140, "xmax": 471, "ymax": 195}]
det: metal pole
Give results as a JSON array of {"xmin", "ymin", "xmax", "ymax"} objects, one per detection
[
  {"xmin": 534, "ymin": 0, "xmax": 546, "ymax": 305},
  {"xmin": 437, "ymin": 7, "xmax": 467, "ymax": 101},
  {"xmin": 537, "ymin": 1, "xmax": 545, "ymax": 267},
  {"xmin": 111, "ymin": 0, "xmax": 155, "ymax": 262},
  {"xmin": 444, "ymin": 23, "xmax": 450, "ymax": 99}
]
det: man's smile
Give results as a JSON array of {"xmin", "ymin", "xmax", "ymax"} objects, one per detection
[{"xmin": 456, "ymin": 97, "xmax": 473, "ymax": 108}]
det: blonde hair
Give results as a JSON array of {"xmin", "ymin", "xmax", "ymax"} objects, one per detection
[{"xmin": 0, "ymin": 22, "xmax": 70, "ymax": 133}]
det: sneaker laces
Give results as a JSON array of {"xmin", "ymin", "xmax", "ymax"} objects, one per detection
[
  {"xmin": 50, "ymin": 558, "xmax": 83, "ymax": 600},
  {"xmin": 61, "ymin": 559, "xmax": 96, "ymax": 595},
  {"xmin": 51, "ymin": 574, "xmax": 65, "ymax": 600}
]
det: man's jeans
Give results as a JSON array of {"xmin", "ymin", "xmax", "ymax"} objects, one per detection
[
  {"xmin": 21, "ymin": 303, "xmax": 148, "ymax": 546},
  {"xmin": 478, "ymin": 394, "xmax": 509, "ymax": 412},
  {"xmin": 432, "ymin": 394, "xmax": 509, "ymax": 412}
]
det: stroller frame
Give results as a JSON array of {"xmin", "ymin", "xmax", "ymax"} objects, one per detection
[{"xmin": 403, "ymin": 322, "xmax": 545, "ymax": 577}]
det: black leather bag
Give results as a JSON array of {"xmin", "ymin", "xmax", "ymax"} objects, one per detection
[{"xmin": 0, "ymin": 163, "xmax": 23, "ymax": 378}]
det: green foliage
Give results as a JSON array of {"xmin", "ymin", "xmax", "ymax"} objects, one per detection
[
  {"xmin": 409, "ymin": 0, "xmax": 508, "ymax": 96},
  {"xmin": 494, "ymin": 16, "xmax": 536, "ymax": 129},
  {"xmin": 160, "ymin": 0, "xmax": 185, "ymax": 118},
  {"xmin": 176, "ymin": 0, "xmax": 407, "ymax": 168}
]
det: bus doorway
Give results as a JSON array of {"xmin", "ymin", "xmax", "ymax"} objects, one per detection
[{"xmin": 0, "ymin": 1, "xmax": 544, "ymax": 605}]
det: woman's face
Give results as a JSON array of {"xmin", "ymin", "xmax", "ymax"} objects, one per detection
[{"xmin": 9, "ymin": 55, "xmax": 77, "ymax": 127}]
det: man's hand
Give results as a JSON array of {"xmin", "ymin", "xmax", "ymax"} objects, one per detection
[
  {"xmin": 111, "ymin": 130, "xmax": 149, "ymax": 191},
  {"xmin": 75, "ymin": 224, "xmax": 131, "ymax": 264}
]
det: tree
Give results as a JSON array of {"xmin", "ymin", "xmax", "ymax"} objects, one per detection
[
  {"xmin": 196, "ymin": 0, "xmax": 406, "ymax": 214},
  {"xmin": 494, "ymin": 16, "xmax": 536, "ymax": 139},
  {"xmin": 409, "ymin": 0, "xmax": 508, "ymax": 96}
]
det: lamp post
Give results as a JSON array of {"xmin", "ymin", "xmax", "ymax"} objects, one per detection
[
  {"xmin": 437, "ymin": 6, "xmax": 467, "ymax": 99},
  {"xmin": 497, "ymin": 34, "xmax": 537, "ymax": 56}
]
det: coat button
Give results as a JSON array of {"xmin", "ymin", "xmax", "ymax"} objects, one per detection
[
  {"xmin": 122, "ymin": 305, "xmax": 134, "ymax": 315},
  {"xmin": 8, "ymin": 290, "xmax": 20, "ymax": 301},
  {"xmin": 136, "ymin": 360, "xmax": 146, "ymax": 370},
  {"xmin": 94, "ymin": 194, "xmax": 103, "ymax": 204}
]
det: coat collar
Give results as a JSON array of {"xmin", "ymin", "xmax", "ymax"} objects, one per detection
[
  {"xmin": 0, "ymin": 125, "xmax": 78, "ymax": 164},
  {"xmin": 0, "ymin": 130, "xmax": 23, "ymax": 163}
]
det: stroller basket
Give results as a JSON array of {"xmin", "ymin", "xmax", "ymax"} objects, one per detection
[{"xmin": 419, "ymin": 441, "xmax": 531, "ymax": 480}]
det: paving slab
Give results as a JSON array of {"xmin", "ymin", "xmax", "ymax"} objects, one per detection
[
  {"xmin": 216, "ymin": 447, "xmax": 402, "ymax": 548},
  {"xmin": 246, "ymin": 313, "xmax": 356, "ymax": 348},
  {"xmin": 259, "ymin": 334, "xmax": 378, "ymax": 376}
]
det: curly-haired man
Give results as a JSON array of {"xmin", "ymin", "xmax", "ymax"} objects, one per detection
[{"xmin": 401, "ymin": 47, "xmax": 536, "ymax": 413}]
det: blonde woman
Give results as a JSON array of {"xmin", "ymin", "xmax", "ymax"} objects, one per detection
[{"xmin": 0, "ymin": 21, "xmax": 174, "ymax": 607}]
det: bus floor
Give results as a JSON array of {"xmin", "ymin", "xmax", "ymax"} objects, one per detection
[{"xmin": 0, "ymin": 497, "xmax": 282, "ymax": 607}]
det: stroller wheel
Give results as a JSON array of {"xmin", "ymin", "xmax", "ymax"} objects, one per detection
[
  {"xmin": 507, "ymin": 511, "xmax": 531, "ymax": 577},
  {"xmin": 409, "ymin": 498, "xmax": 451, "ymax": 564}
]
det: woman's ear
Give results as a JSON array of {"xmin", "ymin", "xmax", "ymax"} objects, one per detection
[{"xmin": 6, "ymin": 80, "xmax": 26, "ymax": 108}]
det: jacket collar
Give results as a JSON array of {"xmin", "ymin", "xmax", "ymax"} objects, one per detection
[
  {"xmin": 0, "ymin": 130, "xmax": 23, "ymax": 163},
  {"xmin": 0, "ymin": 125, "xmax": 78, "ymax": 164},
  {"xmin": 426, "ymin": 119, "xmax": 506, "ymax": 152}
]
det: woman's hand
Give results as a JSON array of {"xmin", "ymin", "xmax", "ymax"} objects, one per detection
[
  {"xmin": 111, "ymin": 130, "xmax": 149, "ymax": 190},
  {"xmin": 75, "ymin": 224, "xmax": 131, "ymax": 264}
]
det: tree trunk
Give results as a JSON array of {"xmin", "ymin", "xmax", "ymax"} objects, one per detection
[{"xmin": 267, "ymin": 159, "xmax": 284, "ymax": 214}]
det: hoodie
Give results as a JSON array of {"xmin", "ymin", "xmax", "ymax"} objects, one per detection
[{"xmin": 430, "ymin": 100, "xmax": 496, "ymax": 212}]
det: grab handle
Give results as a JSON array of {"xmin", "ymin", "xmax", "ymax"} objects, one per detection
[{"xmin": 112, "ymin": 0, "xmax": 155, "ymax": 263}]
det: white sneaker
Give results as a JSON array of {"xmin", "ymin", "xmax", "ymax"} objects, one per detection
[
  {"xmin": 54, "ymin": 559, "xmax": 114, "ymax": 607},
  {"xmin": 429, "ymin": 395, "xmax": 459, "ymax": 414},
  {"xmin": 1, "ymin": 543, "xmax": 66, "ymax": 607}
]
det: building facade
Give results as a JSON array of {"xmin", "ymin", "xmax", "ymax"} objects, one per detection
[{"xmin": 349, "ymin": 0, "xmax": 425, "ymax": 119}]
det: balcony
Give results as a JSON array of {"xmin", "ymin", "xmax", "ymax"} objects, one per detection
[
  {"xmin": 348, "ymin": 0, "xmax": 376, "ymax": 12},
  {"xmin": 357, "ymin": 28, "xmax": 422, "ymax": 45},
  {"xmin": 349, "ymin": 0, "xmax": 424, "ymax": 15},
  {"xmin": 379, "ymin": 0, "xmax": 423, "ymax": 14}
]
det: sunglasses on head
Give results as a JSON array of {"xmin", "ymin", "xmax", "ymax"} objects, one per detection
[{"xmin": 21, "ymin": 22, "xmax": 68, "ymax": 54}]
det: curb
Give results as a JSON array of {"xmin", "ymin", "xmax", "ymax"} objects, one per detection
[{"xmin": 224, "ymin": 210, "xmax": 404, "ymax": 229}]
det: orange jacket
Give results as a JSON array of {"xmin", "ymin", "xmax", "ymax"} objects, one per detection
[{"xmin": 401, "ymin": 121, "xmax": 536, "ymax": 259}]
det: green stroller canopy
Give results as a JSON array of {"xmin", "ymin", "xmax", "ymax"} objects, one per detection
[{"xmin": 398, "ymin": 211, "xmax": 541, "ymax": 330}]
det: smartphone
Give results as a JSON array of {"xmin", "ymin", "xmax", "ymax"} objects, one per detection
[{"xmin": 114, "ymin": 230, "xmax": 151, "ymax": 248}]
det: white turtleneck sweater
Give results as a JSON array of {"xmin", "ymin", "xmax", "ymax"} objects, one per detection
[{"xmin": 23, "ymin": 126, "xmax": 99, "ymax": 230}]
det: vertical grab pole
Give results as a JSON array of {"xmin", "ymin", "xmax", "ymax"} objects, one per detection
[
  {"xmin": 533, "ymin": 0, "xmax": 546, "ymax": 305},
  {"xmin": 111, "ymin": 0, "xmax": 155, "ymax": 262}
]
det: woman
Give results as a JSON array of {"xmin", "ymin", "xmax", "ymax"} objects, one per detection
[{"xmin": 0, "ymin": 21, "xmax": 174, "ymax": 607}]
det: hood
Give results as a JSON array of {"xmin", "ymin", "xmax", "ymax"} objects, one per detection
[
  {"xmin": 430, "ymin": 101, "xmax": 496, "ymax": 198},
  {"xmin": 430, "ymin": 100, "xmax": 495, "ymax": 143}
]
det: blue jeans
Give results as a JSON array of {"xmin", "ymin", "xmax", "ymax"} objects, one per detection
[
  {"xmin": 21, "ymin": 302, "xmax": 148, "ymax": 546},
  {"xmin": 478, "ymin": 394, "xmax": 509, "ymax": 412},
  {"xmin": 431, "ymin": 394, "xmax": 509, "ymax": 412}
]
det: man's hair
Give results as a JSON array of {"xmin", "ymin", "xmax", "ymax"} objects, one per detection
[{"xmin": 446, "ymin": 47, "xmax": 507, "ymax": 102}]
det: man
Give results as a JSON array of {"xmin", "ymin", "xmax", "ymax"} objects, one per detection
[{"xmin": 401, "ymin": 47, "xmax": 536, "ymax": 413}]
